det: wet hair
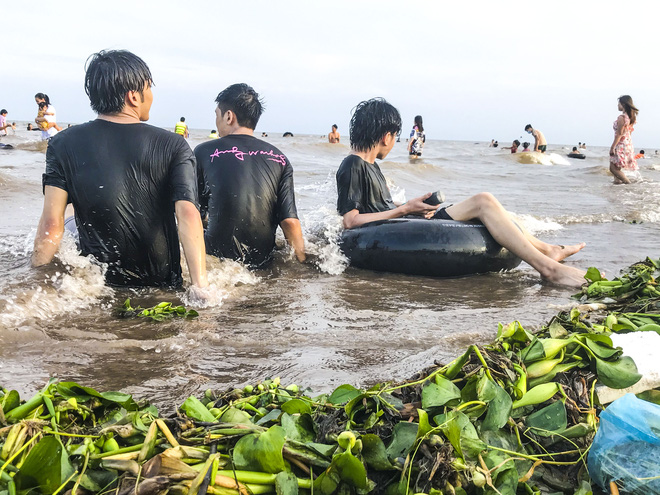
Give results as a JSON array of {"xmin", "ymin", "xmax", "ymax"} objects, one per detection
[
  {"xmin": 349, "ymin": 98, "xmax": 402, "ymax": 152},
  {"xmin": 27, "ymin": 123, "xmax": 33, "ymax": 130},
  {"xmin": 572, "ymin": 147, "xmax": 578, "ymax": 151},
  {"xmin": 34, "ymin": 93, "xmax": 50, "ymax": 105},
  {"xmin": 38, "ymin": 101, "xmax": 48, "ymax": 110},
  {"xmin": 0, "ymin": 109, "xmax": 6, "ymax": 115},
  {"xmin": 640, "ymin": 150, "xmax": 645, "ymax": 154},
  {"xmin": 210, "ymin": 129, "xmax": 216, "ymax": 133},
  {"xmin": 215, "ymin": 83, "xmax": 264, "ymax": 130},
  {"xmin": 414, "ymin": 115, "xmax": 424, "ymax": 133},
  {"xmin": 332, "ymin": 124, "xmax": 337, "ymax": 130},
  {"xmin": 522, "ymin": 142, "xmax": 530, "ymax": 148},
  {"xmin": 180, "ymin": 117, "xmax": 185, "ymax": 122},
  {"xmin": 618, "ymin": 95, "xmax": 638, "ymax": 125},
  {"xmin": 84, "ymin": 50, "xmax": 153, "ymax": 115},
  {"xmin": 525, "ymin": 124, "xmax": 533, "ymax": 131},
  {"xmin": 514, "ymin": 140, "xmax": 520, "ymax": 146}
]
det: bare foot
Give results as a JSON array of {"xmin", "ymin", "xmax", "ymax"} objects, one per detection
[
  {"xmin": 543, "ymin": 264, "xmax": 587, "ymax": 288},
  {"xmin": 547, "ymin": 242, "xmax": 586, "ymax": 262}
]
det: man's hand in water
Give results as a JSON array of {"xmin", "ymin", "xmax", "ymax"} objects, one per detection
[
  {"xmin": 404, "ymin": 193, "xmax": 439, "ymax": 219},
  {"xmin": 185, "ymin": 284, "xmax": 219, "ymax": 307}
]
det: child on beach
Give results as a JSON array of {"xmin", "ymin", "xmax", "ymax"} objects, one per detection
[{"xmin": 37, "ymin": 102, "xmax": 62, "ymax": 131}]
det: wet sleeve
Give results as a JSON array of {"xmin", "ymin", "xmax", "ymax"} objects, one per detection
[
  {"xmin": 169, "ymin": 140, "xmax": 199, "ymax": 209},
  {"xmin": 193, "ymin": 145, "xmax": 210, "ymax": 220},
  {"xmin": 276, "ymin": 160, "xmax": 299, "ymax": 221},
  {"xmin": 42, "ymin": 140, "xmax": 68, "ymax": 195},
  {"xmin": 336, "ymin": 161, "xmax": 363, "ymax": 215}
]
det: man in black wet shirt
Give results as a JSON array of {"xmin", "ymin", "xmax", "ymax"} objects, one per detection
[
  {"xmin": 194, "ymin": 84, "xmax": 305, "ymax": 267},
  {"xmin": 336, "ymin": 98, "xmax": 587, "ymax": 287},
  {"xmin": 32, "ymin": 50, "xmax": 208, "ymax": 290}
]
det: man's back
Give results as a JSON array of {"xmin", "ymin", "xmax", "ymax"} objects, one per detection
[
  {"xmin": 43, "ymin": 119, "xmax": 198, "ymax": 287},
  {"xmin": 195, "ymin": 134, "xmax": 298, "ymax": 267}
]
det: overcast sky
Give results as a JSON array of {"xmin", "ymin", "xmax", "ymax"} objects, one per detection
[{"xmin": 3, "ymin": 0, "xmax": 659, "ymax": 146}]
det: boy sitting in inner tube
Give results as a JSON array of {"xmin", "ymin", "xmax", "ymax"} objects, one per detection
[{"xmin": 335, "ymin": 98, "xmax": 588, "ymax": 287}]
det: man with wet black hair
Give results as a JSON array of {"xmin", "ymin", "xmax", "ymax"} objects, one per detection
[
  {"xmin": 194, "ymin": 83, "xmax": 305, "ymax": 267},
  {"xmin": 32, "ymin": 49, "xmax": 208, "ymax": 292},
  {"xmin": 336, "ymin": 98, "xmax": 588, "ymax": 287}
]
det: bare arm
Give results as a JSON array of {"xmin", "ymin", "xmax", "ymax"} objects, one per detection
[
  {"xmin": 342, "ymin": 193, "xmax": 436, "ymax": 229},
  {"xmin": 32, "ymin": 186, "xmax": 68, "ymax": 266},
  {"xmin": 280, "ymin": 218, "xmax": 306, "ymax": 262},
  {"xmin": 175, "ymin": 200, "xmax": 208, "ymax": 288},
  {"xmin": 533, "ymin": 131, "xmax": 540, "ymax": 151}
]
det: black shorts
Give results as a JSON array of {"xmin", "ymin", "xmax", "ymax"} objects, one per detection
[
  {"xmin": 409, "ymin": 152, "xmax": 422, "ymax": 157},
  {"xmin": 538, "ymin": 145, "xmax": 547, "ymax": 153},
  {"xmin": 432, "ymin": 206, "xmax": 453, "ymax": 220}
]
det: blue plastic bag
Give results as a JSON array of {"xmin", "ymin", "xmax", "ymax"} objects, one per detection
[{"xmin": 588, "ymin": 393, "xmax": 660, "ymax": 493}]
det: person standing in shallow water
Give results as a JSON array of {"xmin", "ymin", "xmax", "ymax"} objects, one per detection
[
  {"xmin": 609, "ymin": 95, "xmax": 639, "ymax": 184},
  {"xmin": 408, "ymin": 115, "xmax": 425, "ymax": 158},
  {"xmin": 32, "ymin": 49, "xmax": 208, "ymax": 293},
  {"xmin": 336, "ymin": 98, "xmax": 588, "ymax": 287}
]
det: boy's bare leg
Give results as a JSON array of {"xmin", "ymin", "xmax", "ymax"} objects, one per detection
[
  {"xmin": 445, "ymin": 193, "xmax": 586, "ymax": 287},
  {"xmin": 509, "ymin": 215, "xmax": 586, "ymax": 261}
]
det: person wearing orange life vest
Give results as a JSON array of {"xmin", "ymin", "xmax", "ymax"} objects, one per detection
[{"xmin": 174, "ymin": 117, "xmax": 189, "ymax": 138}]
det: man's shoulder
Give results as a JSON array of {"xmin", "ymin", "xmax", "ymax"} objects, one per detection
[{"xmin": 338, "ymin": 154, "xmax": 369, "ymax": 172}]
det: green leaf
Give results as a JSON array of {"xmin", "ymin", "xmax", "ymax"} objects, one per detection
[
  {"xmin": 333, "ymin": 451, "xmax": 368, "ymax": 489},
  {"xmin": 584, "ymin": 338, "xmax": 621, "ymax": 360},
  {"xmin": 596, "ymin": 356, "xmax": 642, "ymax": 389},
  {"xmin": 219, "ymin": 407, "xmax": 253, "ymax": 424},
  {"xmin": 481, "ymin": 382, "xmax": 513, "ymax": 431},
  {"xmin": 0, "ymin": 390, "xmax": 20, "ymax": 414},
  {"xmin": 437, "ymin": 411, "xmax": 483, "ymax": 460},
  {"xmin": 280, "ymin": 413, "xmax": 315, "ymax": 442},
  {"xmin": 361, "ymin": 434, "xmax": 393, "ymax": 470},
  {"xmin": 281, "ymin": 398, "xmax": 312, "ymax": 415},
  {"xmin": 385, "ymin": 422, "xmax": 418, "ymax": 461},
  {"xmin": 520, "ymin": 338, "xmax": 546, "ymax": 363},
  {"xmin": 548, "ymin": 319, "xmax": 568, "ymax": 339},
  {"xmin": 328, "ymin": 384, "xmax": 361, "ymax": 405},
  {"xmin": 275, "ymin": 471, "xmax": 299, "ymax": 495},
  {"xmin": 233, "ymin": 425, "xmax": 287, "ymax": 473},
  {"xmin": 585, "ymin": 267, "xmax": 603, "ymax": 283},
  {"xmin": 15, "ymin": 436, "xmax": 75, "ymax": 493},
  {"xmin": 416, "ymin": 409, "xmax": 434, "ymax": 439},
  {"xmin": 256, "ymin": 408, "xmax": 282, "ymax": 425},
  {"xmin": 179, "ymin": 396, "xmax": 216, "ymax": 422},
  {"xmin": 421, "ymin": 376, "xmax": 461, "ymax": 409},
  {"xmin": 525, "ymin": 400, "xmax": 567, "ymax": 436}
]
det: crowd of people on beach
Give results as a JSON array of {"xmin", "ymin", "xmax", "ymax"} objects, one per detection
[{"xmin": 28, "ymin": 49, "xmax": 590, "ymax": 305}]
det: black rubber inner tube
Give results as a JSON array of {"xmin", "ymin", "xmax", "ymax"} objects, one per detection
[{"xmin": 340, "ymin": 218, "xmax": 522, "ymax": 277}]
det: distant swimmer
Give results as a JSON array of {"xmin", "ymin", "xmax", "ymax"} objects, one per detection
[
  {"xmin": 208, "ymin": 129, "xmax": 218, "ymax": 139},
  {"xmin": 489, "ymin": 139, "xmax": 495, "ymax": 147},
  {"xmin": 580, "ymin": 143, "xmax": 587, "ymax": 149},
  {"xmin": 328, "ymin": 124, "xmax": 340, "ymax": 143},
  {"xmin": 337, "ymin": 98, "xmax": 587, "ymax": 287},
  {"xmin": 524, "ymin": 124, "xmax": 547, "ymax": 152},
  {"xmin": 175, "ymin": 117, "xmax": 189, "ymax": 138},
  {"xmin": 261, "ymin": 132, "xmax": 268, "ymax": 137},
  {"xmin": 32, "ymin": 49, "xmax": 208, "ymax": 293},
  {"xmin": 522, "ymin": 141, "xmax": 531, "ymax": 152},
  {"xmin": 609, "ymin": 95, "xmax": 640, "ymax": 184},
  {"xmin": 283, "ymin": 131, "xmax": 294, "ymax": 137},
  {"xmin": 195, "ymin": 83, "xmax": 305, "ymax": 267},
  {"xmin": 634, "ymin": 149, "xmax": 645, "ymax": 160},
  {"xmin": 502, "ymin": 139, "xmax": 520, "ymax": 153},
  {"xmin": 407, "ymin": 115, "xmax": 425, "ymax": 157},
  {"xmin": 568, "ymin": 147, "xmax": 585, "ymax": 159}
]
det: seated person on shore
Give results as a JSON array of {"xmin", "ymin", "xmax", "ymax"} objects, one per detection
[
  {"xmin": 336, "ymin": 98, "xmax": 587, "ymax": 287},
  {"xmin": 502, "ymin": 139, "xmax": 520, "ymax": 153},
  {"xmin": 328, "ymin": 124, "xmax": 340, "ymax": 143},
  {"xmin": 37, "ymin": 102, "xmax": 63, "ymax": 131},
  {"xmin": 32, "ymin": 49, "xmax": 208, "ymax": 293},
  {"xmin": 521, "ymin": 141, "xmax": 531, "ymax": 152},
  {"xmin": 525, "ymin": 124, "xmax": 547, "ymax": 152},
  {"xmin": 194, "ymin": 83, "xmax": 305, "ymax": 267}
]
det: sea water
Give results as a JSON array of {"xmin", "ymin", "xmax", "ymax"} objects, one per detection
[{"xmin": 1, "ymin": 125, "xmax": 659, "ymax": 408}]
